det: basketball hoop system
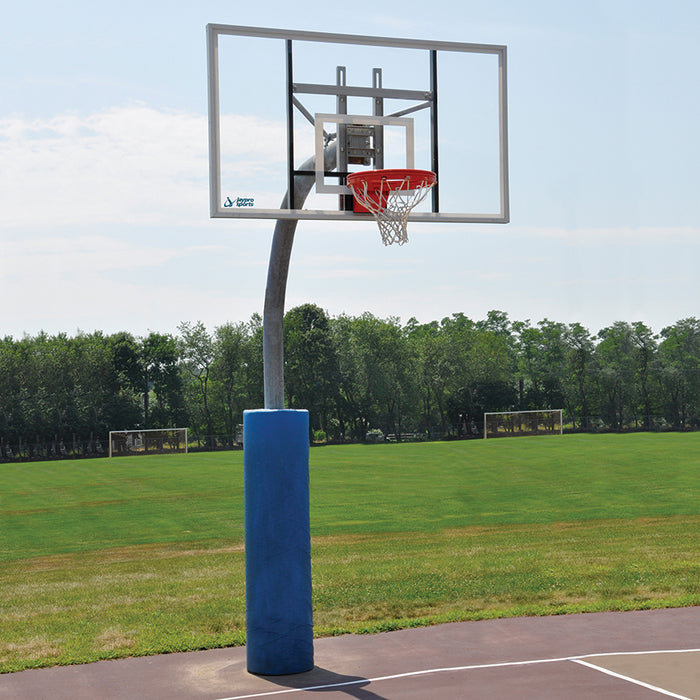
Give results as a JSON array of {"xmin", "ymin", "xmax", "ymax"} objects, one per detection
[
  {"xmin": 207, "ymin": 24, "xmax": 510, "ymax": 677},
  {"xmin": 347, "ymin": 168, "xmax": 437, "ymax": 246}
]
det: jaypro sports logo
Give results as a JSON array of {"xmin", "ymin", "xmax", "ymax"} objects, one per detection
[{"xmin": 224, "ymin": 196, "xmax": 254, "ymax": 208}]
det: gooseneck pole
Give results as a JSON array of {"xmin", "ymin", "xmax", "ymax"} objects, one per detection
[
  {"xmin": 244, "ymin": 145, "xmax": 335, "ymax": 676},
  {"xmin": 263, "ymin": 146, "xmax": 336, "ymax": 409}
]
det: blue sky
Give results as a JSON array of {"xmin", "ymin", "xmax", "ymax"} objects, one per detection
[{"xmin": 1, "ymin": 1, "xmax": 699, "ymax": 339}]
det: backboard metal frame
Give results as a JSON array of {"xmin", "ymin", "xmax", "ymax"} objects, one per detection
[{"xmin": 207, "ymin": 24, "xmax": 510, "ymax": 223}]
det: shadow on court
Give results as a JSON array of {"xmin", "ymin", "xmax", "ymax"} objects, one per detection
[{"xmin": 259, "ymin": 668, "xmax": 388, "ymax": 699}]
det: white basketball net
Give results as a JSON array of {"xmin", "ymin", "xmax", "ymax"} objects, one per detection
[{"xmin": 348, "ymin": 175, "xmax": 436, "ymax": 246}]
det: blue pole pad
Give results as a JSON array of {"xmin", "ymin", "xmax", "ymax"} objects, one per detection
[{"xmin": 243, "ymin": 409, "xmax": 313, "ymax": 675}]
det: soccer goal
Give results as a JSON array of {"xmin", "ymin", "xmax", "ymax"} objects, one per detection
[
  {"xmin": 108, "ymin": 428, "xmax": 188, "ymax": 457},
  {"xmin": 483, "ymin": 410, "xmax": 563, "ymax": 439}
]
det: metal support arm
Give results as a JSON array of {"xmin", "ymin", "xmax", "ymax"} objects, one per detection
[{"xmin": 263, "ymin": 143, "xmax": 337, "ymax": 409}]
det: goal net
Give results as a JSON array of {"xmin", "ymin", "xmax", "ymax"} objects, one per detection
[
  {"xmin": 108, "ymin": 428, "xmax": 188, "ymax": 457},
  {"xmin": 483, "ymin": 410, "xmax": 563, "ymax": 439}
]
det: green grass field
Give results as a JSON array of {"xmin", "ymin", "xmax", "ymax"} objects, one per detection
[{"xmin": 1, "ymin": 433, "xmax": 699, "ymax": 672}]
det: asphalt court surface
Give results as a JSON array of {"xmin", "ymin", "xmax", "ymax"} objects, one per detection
[{"xmin": 1, "ymin": 607, "xmax": 698, "ymax": 699}]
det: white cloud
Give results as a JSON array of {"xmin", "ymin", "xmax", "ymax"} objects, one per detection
[
  {"xmin": 2, "ymin": 105, "xmax": 698, "ymax": 339},
  {"xmin": 508, "ymin": 224, "xmax": 700, "ymax": 242},
  {"xmin": 0, "ymin": 105, "xmax": 287, "ymax": 229},
  {"xmin": 2, "ymin": 233, "xmax": 189, "ymax": 273},
  {"xmin": 0, "ymin": 231, "xmax": 265, "ymax": 337}
]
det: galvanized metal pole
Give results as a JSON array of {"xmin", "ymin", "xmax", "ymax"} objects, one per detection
[
  {"xmin": 263, "ymin": 145, "xmax": 336, "ymax": 409},
  {"xmin": 262, "ymin": 218, "xmax": 296, "ymax": 410},
  {"xmin": 247, "ymin": 144, "xmax": 337, "ymax": 675}
]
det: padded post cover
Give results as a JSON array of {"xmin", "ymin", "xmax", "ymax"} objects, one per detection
[{"xmin": 243, "ymin": 409, "xmax": 313, "ymax": 675}]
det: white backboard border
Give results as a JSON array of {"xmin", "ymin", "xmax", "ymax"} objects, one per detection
[
  {"xmin": 314, "ymin": 113, "xmax": 415, "ymax": 195},
  {"xmin": 207, "ymin": 24, "xmax": 509, "ymax": 224}
]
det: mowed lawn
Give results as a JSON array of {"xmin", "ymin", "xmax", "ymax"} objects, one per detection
[{"xmin": 0, "ymin": 433, "xmax": 698, "ymax": 672}]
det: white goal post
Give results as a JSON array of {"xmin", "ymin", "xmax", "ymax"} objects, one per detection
[
  {"xmin": 108, "ymin": 428, "xmax": 188, "ymax": 457},
  {"xmin": 483, "ymin": 409, "xmax": 563, "ymax": 439}
]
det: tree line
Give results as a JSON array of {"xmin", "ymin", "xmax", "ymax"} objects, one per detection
[{"xmin": 1, "ymin": 307, "xmax": 699, "ymax": 458}]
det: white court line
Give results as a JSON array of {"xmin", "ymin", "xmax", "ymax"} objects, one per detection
[
  {"xmin": 218, "ymin": 648, "xmax": 700, "ymax": 700},
  {"xmin": 573, "ymin": 659, "xmax": 694, "ymax": 700},
  {"xmin": 576, "ymin": 648, "xmax": 700, "ymax": 659}
]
